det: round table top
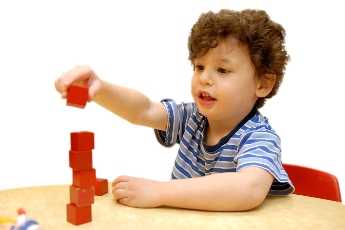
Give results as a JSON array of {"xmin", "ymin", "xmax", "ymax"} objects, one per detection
[{"xmin": 0, "ymin": 185, "xmax": 344, "ymax": 230}]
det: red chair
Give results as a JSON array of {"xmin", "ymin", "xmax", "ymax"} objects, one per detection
[{"xmin": 283, "ymin": 163, "xmax": 342, "ymax": 202}]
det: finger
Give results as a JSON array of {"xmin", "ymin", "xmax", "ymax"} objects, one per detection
[
  {"xmin": 55, "ymin": 71, "xmax": 73, "ymax": 94},
  {"xmin": 55, "ymin": 66, "xmax": 93, "ymax": 95},
  {"xmin": 117, "ymin": 197, "xmax": 131, "ymax": 206},
  {"xmin": 112, "ymin": 181, "xmax": 128, "ymax": 191},
  {"xmin": 112, "ymin": 188, "xmax": 128, "ymax": 200},
  {"xmin": 112, "ymin": 175, "xmax": 130, "ymax": 187},
  {"xmin": 55, "ymin": 77, "xmax": 65, "ymax": 94},
  {"xmin": 63, "ymin": 65, "xmax": 93, "ymax": 86}
]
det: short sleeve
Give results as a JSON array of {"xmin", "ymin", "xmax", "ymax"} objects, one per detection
[
  {"xmin": 154, "ymin": 99, "xmax": 182, "ymax": 147},
  {"xmin": 235, "ymin": 131, "xmax": 294, "ymax": 195}
]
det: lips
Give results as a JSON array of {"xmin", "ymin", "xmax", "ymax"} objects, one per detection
[
  {"xmin": 196, "ymin": 90, "xmax": 217, "ymax": 108},
  {"xmin": 198, "ymin": 91, "xmax": 216, "ymax": 101}
]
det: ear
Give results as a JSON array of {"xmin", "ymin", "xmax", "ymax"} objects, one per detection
[{"xmin": 255, "ymin": 74, "xmax": 276, "ymax": 98}]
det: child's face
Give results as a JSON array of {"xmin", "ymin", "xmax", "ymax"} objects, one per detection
[{"xmin": 191, "ymin": 37, "xmax": 260, "ymax": 122}]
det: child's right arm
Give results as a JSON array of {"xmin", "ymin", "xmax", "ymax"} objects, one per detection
[{"xmin": 55, "ymin": 66, "xmax": 168, "ymax": 131}]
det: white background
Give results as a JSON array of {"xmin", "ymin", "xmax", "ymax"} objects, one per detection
[{"xmin": 0, "ymin": 0, "xmax": 344, "ymax": 203}]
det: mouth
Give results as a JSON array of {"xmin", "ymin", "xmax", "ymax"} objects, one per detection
[
  {"xmin": 197, "ymin": 91, "xmax": 217, "ymax": 108},
  {"xmin": 198, "ymin": 91, "xmax": 216, "ymax": 101}
]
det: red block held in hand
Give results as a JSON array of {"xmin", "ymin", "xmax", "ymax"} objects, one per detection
[
  {"xmin": 69, "ymin": 150, "xmax": 93, "ymax": 171},
  {"xmin": 66, "ymin": 203, "xmax": 92, "ymax": 225},
  {"xmin": 70, "ymin": 186, "xmax": 94, "ymax": 207},
  {"xmin": 71, "ymin": 131, "xmax": 94, "ymax": 151},
  {"xmin": 66, "ymin": 85, "xmax": 89, "ymax": 108},
  {"xmin": 72, "ymin": 169, "xmax": 96, "ymax": 188},
  {"xmin": 95, "ymin": 178, "xmax": 109, "ymax": 196}
]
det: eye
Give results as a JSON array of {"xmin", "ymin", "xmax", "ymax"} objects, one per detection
[
  {"xmin": 194, "ymin": 64, "xmax": 204, "ymax": 71},
  {"xmin": 217, "ymin": 67, "xmax": 228, "ymax": 74}
]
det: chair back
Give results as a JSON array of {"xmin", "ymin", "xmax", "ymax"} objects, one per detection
[{"xmin": 283, "ymin": 163, "xmax": 342, "ymax": 202}]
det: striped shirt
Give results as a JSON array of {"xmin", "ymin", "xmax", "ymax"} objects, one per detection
[{"xmin": 154, "ymin": 99, "xmax": 294, "ymax": 195}]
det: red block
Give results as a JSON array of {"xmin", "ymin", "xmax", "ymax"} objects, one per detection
[
  {"xmin": 66, "ymin": 85, "xmax": 89, "ymax": 108},
  {"xmin": 73, "ymin": 169, "xmax": 96, "ymax": 188},
  {"xmin": 69, "ymin": 150, "xmax": 93, "ymax": 170},
  {"xmin": 70, "ymin": 185, "xmax": 94, "ymax": 207},
  {"xmin": 95, "ymin": 178, "xmax": 108, "ymax": 196},
  {"xmin": 71, "ymin": 131, "xmax": 94, "ymax": 151},
  {"xmin": 66, "ymin": 203, "xmax": 92, "ymax": 225}
]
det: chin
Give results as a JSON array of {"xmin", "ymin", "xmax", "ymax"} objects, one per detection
[{"xmin": 195, "ymin": 105, "xmax": 211, "ymax": 118}]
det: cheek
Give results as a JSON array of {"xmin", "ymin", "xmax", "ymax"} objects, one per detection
[
  {"xmin": 217, "ymin": 82, "xmax": 249, "ymax": 102},
  {"xmin": 191, "ymin": 77, "xmax": 197, "ymax": 94},
  {"xmin": 191, "ymin": 74, "xmax": 197, "ymax": 84}
]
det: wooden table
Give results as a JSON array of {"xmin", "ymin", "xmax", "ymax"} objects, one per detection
[{"xmin": 0, "ymin": 185, "xmax": 345, "ymax": 229}]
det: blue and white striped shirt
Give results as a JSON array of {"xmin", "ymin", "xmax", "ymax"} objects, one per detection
[{"xmin": 154, "ymin": 99, "xmax": 294, "ymax": 195}]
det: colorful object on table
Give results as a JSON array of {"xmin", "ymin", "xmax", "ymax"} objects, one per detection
[
  {"xmin": 7, "ymin": 208, "xmax": 40, "ymax": 230},
  {"xmin": 0, "ymin": 216, "xmax": 15, "ymax": 224},
  {"xmin": 66, "ymin": 85, "xmax": 89, "ymax": 108},
  {"xmin": 95, "ymin": 178, "xmax": 108, "ymax": 196}
]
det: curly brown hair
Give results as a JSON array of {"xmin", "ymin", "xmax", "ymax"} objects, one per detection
[{"xmin": 188, "ymin": 9, "xmax": 289, "ymax": 108}]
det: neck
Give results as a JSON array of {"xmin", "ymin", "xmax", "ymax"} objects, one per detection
[
  {"xmin": 206, "ymin": 117, "xmax": 239, "ymax": 138},
  {"xmin": 205, "ymin": 106, "xmax": 256, "ymax": 146}
]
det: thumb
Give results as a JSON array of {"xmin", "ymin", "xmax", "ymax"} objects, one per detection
[{"xmin": 88, "ymin": 78, "xmax": 102, "ymax": 100}]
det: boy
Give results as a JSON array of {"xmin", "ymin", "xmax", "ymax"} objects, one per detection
[{"xmin": 55, "ymin": 9, "xmax": 294, "ymax": 211}]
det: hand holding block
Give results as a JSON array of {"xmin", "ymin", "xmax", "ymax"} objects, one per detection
[
  {"xmin": 66, "ymin": 85, "xmax": 89, "ymax": 108},
  {"xmin": 72, "ymin": 169, "xmax": 96, "ymax": 188},
  {"xmin": 66, "ymin": 203, "xmax": 92, "ymax": 225},
  {"xmin": 71, "ymin": 131, "xmax": 94, "ymax": 151},
  {"xmin": 70, "ymin": 186, "xmax": 94, "ymax": 207},
  {"xmin": 69, "ymin": 150, "xmax": 93, "ymax": 171},
  {"xmin": 95, "ymin": 178, "xmax": 109, "ymax": 196}
]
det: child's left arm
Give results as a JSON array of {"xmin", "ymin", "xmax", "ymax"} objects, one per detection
[{"xmin": 112, "ymin": 167, "xmax": 273, "ymax": 211}]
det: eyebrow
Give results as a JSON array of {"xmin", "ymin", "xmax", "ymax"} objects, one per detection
[{"xmin": 220, "ymin": 58, "xmax": 231, "ymax": 64}]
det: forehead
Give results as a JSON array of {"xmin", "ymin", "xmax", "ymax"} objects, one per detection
[{"xmin": 195, "ymin": 37, "xmax": 250, "ymax": 65}]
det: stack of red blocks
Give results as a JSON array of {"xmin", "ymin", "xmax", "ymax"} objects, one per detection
[
  {"xmin": 67, "ymin": 132, "xmax": 109, "ymax": 225},
  {"xmin": 67, "ymin": 131, "xmax": 96, "ymax": 225}
]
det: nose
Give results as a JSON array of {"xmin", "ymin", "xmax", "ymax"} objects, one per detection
[{"xmin": 199, "ymin": 70, "xmax": 213, "ymax": 86}]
